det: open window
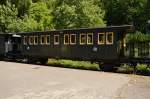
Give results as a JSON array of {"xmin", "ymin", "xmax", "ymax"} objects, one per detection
[
  {"xmin": 70, "ymin": 34, "xmax": 76, "ymax": 45},
  {"xmin": 80, "ymin": 34, "xmax": 86, "ymax": 45},
  {"xmin": 23, "ymin": 36, "xmax": 28, "ymax": 45},
  {"xmin": 64, "ymin": 34, "xmax": 69, "ymax": 45},
  {"xmin": 29, "ymin": 36, "xmax": 34, "ymax": 45},
  {"xmin": 46, "ymin": 35, "xmax": 50, "ymax": 44},
  {"xmin": 98, "ymin": 33, "xmax": 105, "ymax": 45},
  {"xmin": 54, "ymin": 35, "xmax": 59, "ymax": 45},
  {"xmin": 34, "ymin": 36, "xmax": 38, "ymax": 45},
  {"xmin": 106, "ymin": 32, "xmax": 113, "ymax": 44},
  {"xmin": 40, "ymin": 35, "xmax": 46, "ymax": 45},
  {"xmin": 87, "ymin": 33, "xmax": 93, "ymax": 45}
]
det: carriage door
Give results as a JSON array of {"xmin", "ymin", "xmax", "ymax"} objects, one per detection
[
  {"xmin": 5, "ymin": 36, "xmax": 13, "ymax": 53},
  {"xmin": 12, "ymin": 34, "xmax": 21, "ymax": 52}
]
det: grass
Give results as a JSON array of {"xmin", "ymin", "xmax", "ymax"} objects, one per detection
[
  {"xmin": 136, "ymin": 64, "xmax": 150, "ymax": 75},
  {"xmin": 117, "ymin": 64, "xmax": 150, "ymax": 75},
  {"xmin": 47, "ymin": 59, "xmax": 100, "ymax": 71},
  {"xmin": 47, "ymin": 58, "xmax": 150, "ymax": 75}
]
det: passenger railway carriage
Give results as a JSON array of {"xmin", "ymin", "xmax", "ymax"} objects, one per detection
[{"xmin": 0, "ymin": 25, "xmax": 150, "ymax": 71}]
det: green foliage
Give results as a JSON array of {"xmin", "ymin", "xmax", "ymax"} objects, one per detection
[
  {"xmin": 29, "ymin": 2, "xmax": 54, "ymax": 30},
  {"xmin": 7, "ymin": 16, "xmax": 39, "ymax": 32},
  {"xmin": 103, "ymin": 0, "xmax": 148, "ymax": 32},
  {"xmin": 48, "ymin": 59, "xmax": 99, "ymax": 71},
  {"xmin": 126, "ymin": 31, "xmax": 150, "ymax": 43},
  {"xmin": 0, "ymin": 0, "xmax": 149, "ymax": 33},
  {"xmin": 0, "ymin": 2, "xmax": 18, "ymax": 32},
  {"xmin": 53, "ymin": 3, "xmax": 77, "ymax": 29},
  {"xmin": 53, "ymin": 0, "xmax": 105, "ymax": 29}
]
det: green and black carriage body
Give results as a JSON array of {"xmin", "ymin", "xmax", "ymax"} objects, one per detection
[{"xmin": 0, "ymin": 25, "xmax": 150, "ymax": 70}]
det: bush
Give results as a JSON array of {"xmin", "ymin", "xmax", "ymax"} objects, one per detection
[{"xmin": 47, "ymin": 59, "xmax": 99, "ymax": 71}]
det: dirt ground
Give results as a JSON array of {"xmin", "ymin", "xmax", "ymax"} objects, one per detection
[{"xmin": 0, "ymin": 61, "xmax": 150, "ymax": 99}]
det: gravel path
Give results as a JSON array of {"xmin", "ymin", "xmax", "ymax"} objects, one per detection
[{"xmin": 0, "ymin": 61, "xmax": 149, "ymax": 99}]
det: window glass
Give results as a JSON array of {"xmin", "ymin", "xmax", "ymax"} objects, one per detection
[
  {"xmin": 54, "ymin": 35, "xmax": 59, "ymax": 45},
  {"xmin": 23, "ymin": 36, "xmax": 28, "ymax": 45},
  {"xmin": 34, "ymin": 36, "xmax": 38, "ymax": 45},
  {"xmin": 70, "ymin": 34, "xmax": 76, "ymax": 44},
  {"xmin": 80, "ymin": 34, "xmax": 86, "ymax": 45},
  {"xmin": 41, "ymin": 35, "xmax": 46, "ymax": 44},
  {"xmin": 106, "ymin": 32, "xmax": 113, "ymax": 44},
  {"xmin": 64, "ymin": 34, "xmax": 69, "ymax": 44},
  {"xmin": 46, "ymin": 35, "xmax": 50, "ymax": 44},
  {"xmin": 29, "ymin": 36, "xmax": 34, "ymax": 45},
  {"xmin": 98, "ymin": 33, "xmax": 105, "ymax": 44},
  {"xmin": 87, "ymin": 33, "xmax": 93, "ymax": 44}
]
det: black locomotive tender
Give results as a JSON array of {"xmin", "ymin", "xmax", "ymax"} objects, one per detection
[{"xmin": 0, "ymin": 25, "xmax": 150, "ymax": 71}]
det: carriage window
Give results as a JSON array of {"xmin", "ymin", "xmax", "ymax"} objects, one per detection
[
  {"xmin": 34, "ymin": 36, "xmax": 38, "ymax": 45},
  {"xmin": 29, "ymin": 36, "xmax": 34, "ymax": 45},
  {"xmin": 80, "ymin": 34, "xmax": 86, "ymax": 45},
  {"xmin": 41, "ymin": 35, "xmax": 46, "ymax": 44},
  {"xmin": 64, "ymin": 34, "xmax": 69, "ymax": 45},
  {"xmin": 98, "ymin": 33, "xmax": 105, "ymax": 45},
  {"xmin": 23, "ymin": 36, "xmax": 28, "ymax": 45},
  {"xmin": 87, "ymin": 33, "xmax": 93, "ymax": 45},
  {"xmin": 70, "ymin": 34, "xmax": 76, "ymax": 44},
  {"xmin": 106, "ymin": 32, "xmax": 113, "ymax": 44},
  {"xmin": 46, "ymin": 35, "xmax": 50, "ymax": 44},
  {"xmin": 54, "ymin": 35, "xmax": 59, "ymax": 45}
]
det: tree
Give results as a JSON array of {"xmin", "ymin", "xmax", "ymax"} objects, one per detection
[
  {"xmin": 53, "ymin": 0, "xmax": 105, "ymax": 29},
  {"xmin": 28, "ymin": 2, "xmax": 54, "ymax": 30},
  {"xmin": 7, "ymin": 16, "xmax": 39, "ymax": 32},
  {"xmin": 0, "ymin": 2, "xmax": 18, "ymax": 32},
  {"xmin": 136, "ymin": 0, "xmax": 150, "ymax": 32},
  {"xmin": 102, "ymin": 0, "xmax": 147, "ymax": 27},
  {"xmin": 75, "ymin": 0, "xmax": 105, "ymax": 28}
]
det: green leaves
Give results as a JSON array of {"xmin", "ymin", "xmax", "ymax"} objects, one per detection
[
  {"xmin": 53, "ymin": 0, "xmax": 105, "ymax": 29},
  {"xmin": 0, "ymin": 2, "xmax": 18, "ymax": 32},
  {"xmin": 29, "ymin": 2, "xmax": 54, "ymax": 30},
  {"xmin": 53, "ymin": 3, "xmax": 77, "ymax": 29},
  {"xmin": 126, "ymin": 31, "xmax": 150, "ymax": 43},
  {"xmin": 0, "ymin": 0, "xmax": 149, "ymax": 33}
]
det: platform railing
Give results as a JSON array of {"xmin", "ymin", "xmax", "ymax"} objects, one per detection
[{"xmin": 124, "ymin": 42, "xmax": 150, "ymax": 58}]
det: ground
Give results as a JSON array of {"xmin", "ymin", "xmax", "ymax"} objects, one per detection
[{"xmin": 0, "ymin": 61, "xmax": 150, "ymax": 99}]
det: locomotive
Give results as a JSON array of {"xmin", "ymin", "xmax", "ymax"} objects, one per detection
[{"xmin": 0, "ymin": 25, "xmax": 150, "ymax": 71}]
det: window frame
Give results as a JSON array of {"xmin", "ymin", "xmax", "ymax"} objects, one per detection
[
  {"xmin": 29, "ymin": 36, "xmax": 34, "ymax": 45},
  {"xmin": 23, "ymin": 36, "xmax": 28, "ymax": 45},
  {"xmin": 64, "ymin": 34, "xmax": 70, "ymax": 45},
  {"xmin": 34, "ymin": 36, "xmax": 38, "ymax": 45},
  {"xmin": 80, "ymin": 34, "xmax": 86, "ymax": 45},
  {"xmin": 106, "ymin": 32, "xmax": 114, "ymax": 45},
  {"xmin": 87, "ymin": 33, "xmax": 93, "ymax": 45},
  {"xmin": 70, "ymin": 34, "xmax": 76, "ymax": 45},
  {"xmin": 98, "ymin": 33, "xmax": 105, "ymax": 45},
  {"xmin": 40, "ymin": 35, "xmax": 46, "ymax": 45},
  {"xmin": 54, "ymin": 35, "xmax": 60, "ymax": 45},
  {"xmin": 46, "ymin": 35, "xmax": 50, "ymax": 45}
]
